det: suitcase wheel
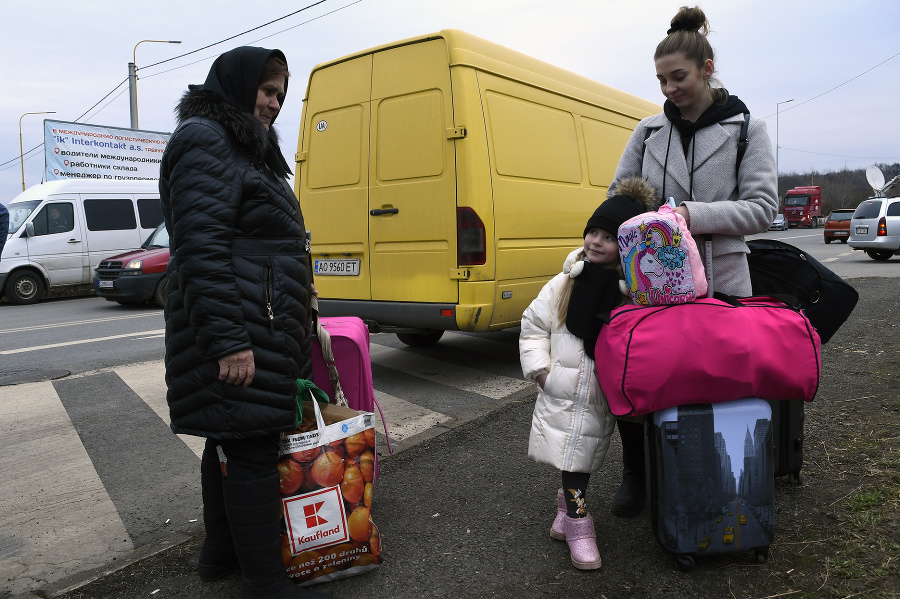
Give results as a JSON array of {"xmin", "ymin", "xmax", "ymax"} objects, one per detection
[
  {"xmin": 674, "ymin": 554, "xmax": 694, "ymax": 572},
  {"xmin": 754, "ymin": 547, "xmax": 769, "ymax": 563}
]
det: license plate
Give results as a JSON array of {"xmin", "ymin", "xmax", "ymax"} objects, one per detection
[
  {"xmin": 98, "ymin": 280, "xmax": 114, "ymax": 288},
  {"xmin": 834, "ymin": 231, "xmax": 848, "ymax": 236},
  {"xmin": 856, "ymin": 226, "xmax": 868, "ymax": 234},
  {"xmin": 314, "ymin": 258, "xmax": 360, "ymax": 276}
]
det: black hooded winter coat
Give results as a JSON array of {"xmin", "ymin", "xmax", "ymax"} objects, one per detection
[{"xmin": 159, "ymin": 47, "xmax": 312, "ymax": 439}]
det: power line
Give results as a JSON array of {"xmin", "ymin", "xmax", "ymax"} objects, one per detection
[
  {"xmin": 140, "ymin": 1, "xmax": 362, "ymax": 82},
  {"xmin": 2, "ymin": 1, "xmax": 358, "ymax": 173},
  {"xmin": 780, "ymin": 145, "xmax": 900, "ymax": 161},
  {"xmin": 0, "ymin": 145, "xmax": 43, "ymax": 173},
  {"xmin": 762, "ymin": 51, "xmax": 900, "ymax": 119},
  {"xmin": 74, "ymin": 78, "xmax": 129, "ymax": 123},
  {"xmin": 139, "ymin": 0, "xmax": 330, "ymax": 72}
]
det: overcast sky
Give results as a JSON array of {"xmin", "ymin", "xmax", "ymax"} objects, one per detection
[{"xmin": 2, "ymin": 0, "xmax": 898, "ymax": 204}]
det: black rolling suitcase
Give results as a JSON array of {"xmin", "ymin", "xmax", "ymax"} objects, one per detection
[
  {"xmin": 648, "ymin": 399, "xmax": 774, "ymax": 571},
  {"xmin": 769, "ymin": 399, "xmax": 804, "ymax": 482}
]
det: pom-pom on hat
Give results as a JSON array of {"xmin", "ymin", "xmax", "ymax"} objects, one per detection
[{"xmin": 583, "ymin": 177, "xmax": 657, "ymax": 238}]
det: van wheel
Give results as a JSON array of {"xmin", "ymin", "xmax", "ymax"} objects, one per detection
[
  {"xmin": 5, "ymin": 270, "xmax": 45, "ymax": 305},
  {"xmin": 866, "ymin": 250, "xmax": 893, "ymax": 261},
  {"xmin": 396, "ymin": 330, "xmax": 444, "ymax": 347},
  {"xmin": 824, "ymin": 238, "xmax": 832, "ymax": 244},
  {"xmin": 153, "ymin": 275, "xmax": 168, "ymax": 308}
]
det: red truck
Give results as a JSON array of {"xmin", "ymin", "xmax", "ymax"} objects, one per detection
[{"xmin": 783, "ymin": 185, "xmax": 823, "ymax": 228}]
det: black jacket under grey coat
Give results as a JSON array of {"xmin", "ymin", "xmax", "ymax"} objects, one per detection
[{"xmin": 160, "ymin": 87, "xmax": 312, "ymax": 439}]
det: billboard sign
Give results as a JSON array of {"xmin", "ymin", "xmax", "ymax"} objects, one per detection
[{"xmin": 44, "ymin": 120, "xmax": 170, "ymax": 183}]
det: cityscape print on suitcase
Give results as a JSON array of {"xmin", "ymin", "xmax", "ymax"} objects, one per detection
[{"xmin": 649, "ymin": 399, "xmax": 774, "ymax": 569}]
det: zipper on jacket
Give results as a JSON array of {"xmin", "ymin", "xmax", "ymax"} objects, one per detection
[{"xmin": 266, "ymin": 265, "xmax": 275, "ymax": 331}]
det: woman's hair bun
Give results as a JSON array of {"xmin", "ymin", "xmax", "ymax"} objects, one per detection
[{"xmin": 667, "ymin": 6, "xmax": 709, "ymax": 36}]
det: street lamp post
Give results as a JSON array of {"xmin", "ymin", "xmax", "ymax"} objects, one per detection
[
  {"xmin": 19, "ymin": 111, "xmax": 56, "ymax": 191},
  {"xmin": 776, "ymin": 98, "xmax": 794, "ymax": 199},
  {"xmin": 128, "ymin": 39, "xmax": 181, "ymax": 129}
]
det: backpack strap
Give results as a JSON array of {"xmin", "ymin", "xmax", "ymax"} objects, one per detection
[{"xmin": 736, "ymin": 112, "xmax": 750, "ymax": 176}]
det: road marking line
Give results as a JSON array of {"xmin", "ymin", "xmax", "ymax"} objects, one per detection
[
  {"xmin": 0, "ymin": 329, "xmax": 165, "ymax": 354},
  {"xmin": 114, "ymin": 362, "xmax": 205, "ymax": 459},
  {"xmin": 0, "ymin": 381, "xmax": 133, "ymax": 595},
  {"xmin": 0, "ymin": 312, "xmax": 159, "ymax": 335},
  {"xmin": 372, "ymin": 390, "xmax": 450, "ymax": 442},
  {"xmin": 368, "ymin": 344, "xmax": 531, "ymax": 399}
]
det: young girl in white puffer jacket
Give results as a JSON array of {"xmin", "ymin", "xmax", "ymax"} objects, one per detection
[{"xmin": 519, "ymin": 177, "xmax": 655, "ymax": 570}]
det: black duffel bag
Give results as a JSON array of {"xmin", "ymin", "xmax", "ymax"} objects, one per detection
[{"xmin": 746, "ymin": 239, "xmax": 858, "ymax": 343}]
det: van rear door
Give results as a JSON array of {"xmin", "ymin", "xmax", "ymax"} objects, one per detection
[
  {"xmin": 301, "ymin": 55, "xmax": 373, "ymax": 300},
  {"xmin": 368, "ymin": 39, "xmax": 458, "ymax": 303}
]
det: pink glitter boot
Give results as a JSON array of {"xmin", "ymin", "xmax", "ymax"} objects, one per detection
[
  {"xmin": 564, "ymin": 513, "xmax": 602, "ymax": 570},
  {"xmin": 550, "ymin": 489, "xmax": 566, "ymax": 540}
]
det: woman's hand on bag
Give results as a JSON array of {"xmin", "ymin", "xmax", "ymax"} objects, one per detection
[
  {"xmin": 219, "ymin": 349, "xmax": 256, "ymax": 387},
  {"xmin": 535, "ymin": 372, "xmax": 548, "ymax": 390},
  {"xmin": 674, "ymin": 205, "xmax": 691, "ymax": 227}
]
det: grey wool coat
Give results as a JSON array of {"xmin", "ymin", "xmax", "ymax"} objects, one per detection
[{"xmin": 610, "ymin": 111, "xmax": 778, "ymax": 296}]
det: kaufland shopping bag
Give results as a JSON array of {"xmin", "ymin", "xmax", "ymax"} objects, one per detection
[{"xmin": 279, "ymin": 392, "xmax": 382, "ymax": 586}]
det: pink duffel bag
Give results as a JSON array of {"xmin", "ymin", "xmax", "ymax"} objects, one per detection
[{"xmin": 595, "ymin": 295, "xmax": 821, "ymax": 417}]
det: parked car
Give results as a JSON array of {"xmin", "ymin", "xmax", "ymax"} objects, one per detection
[
  {"xmin": 93, "ymin": 222, "xmax": 170, "ymax": 307},
  {"xmin": 823, "ymin": 208, "xmax": 855, "ymax": 243},
  {"xmin": 848, "ymin": 196, "xmax": 900, "ymax": 260},
  {"xmin": 769, "ymin": 214, "xmax": 788, "ymax": 231},
  {"xmin": 0, "ymin": 180, "xmax": 162, "ymax": 305}
]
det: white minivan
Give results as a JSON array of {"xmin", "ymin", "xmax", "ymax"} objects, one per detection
[{"xmin": 1, "ymin": 180, "xmax": 162, "ymax": 304}]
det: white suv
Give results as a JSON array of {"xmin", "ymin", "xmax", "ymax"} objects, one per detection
[{"xmin": 848, "ymin": 196, "xmax": 900, "ymax": 260}]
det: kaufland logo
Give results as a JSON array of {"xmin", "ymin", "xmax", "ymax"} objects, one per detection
[
  {"xmin": 284, "ymin": 486, "xmax": 349, "ymax": 554},
  {"xmin": 304, "ymin": 501, "xmax": 328, "ymax": 528}
]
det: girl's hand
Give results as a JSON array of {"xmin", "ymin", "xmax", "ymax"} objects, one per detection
[{"xmin": 535, "ymin": 372, "xmax": 548, "ymax": 390}]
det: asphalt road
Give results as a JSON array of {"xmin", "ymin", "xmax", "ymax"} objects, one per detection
[
  {"xmin": 1, "ymin": 230, "xmax": 897, "ymax": 599},
  {"xmin": 33, "ymin": 276, "xmax": 900, "ymax": 599}
]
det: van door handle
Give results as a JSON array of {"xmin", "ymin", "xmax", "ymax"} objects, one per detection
[
  {"xmin": 68, "ymin": 239, "xmax": 82, "ymax": 244},
  {"xmin": 370, "ymin": 208, "xmax": 399, "ymax": 216}
]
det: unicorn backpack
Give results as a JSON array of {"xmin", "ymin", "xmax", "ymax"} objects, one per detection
[{"xmin": 618, "ymin": 204, "xmax": 706, "ymax": 306}]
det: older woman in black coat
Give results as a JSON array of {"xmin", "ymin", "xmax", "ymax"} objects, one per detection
[{"xmin": 160, "ymin": 46, "xmax": 331, "ymax": 599}]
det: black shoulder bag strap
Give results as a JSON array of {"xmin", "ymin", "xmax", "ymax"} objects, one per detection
[{"xmin": 736, "ymin": 112, "xmax": 750, "ymax": 176}]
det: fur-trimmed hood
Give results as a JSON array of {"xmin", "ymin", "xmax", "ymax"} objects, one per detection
[
  {"xmin": 175, "ymin": 87, "xmax": 291, "ymax": 177},
  {"xmin": 610, "ymin": 176, "xmax": 657, "ymax": 212}
]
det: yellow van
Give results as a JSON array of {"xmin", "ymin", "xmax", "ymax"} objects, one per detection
[{"xmin": 296, "ymin": 29, "xmax": 658, "ymax": 345}]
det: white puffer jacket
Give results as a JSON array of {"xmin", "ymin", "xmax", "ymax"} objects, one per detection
[{"xmin": 520, "ymin": 271, "xmax": 617, "ymax": 473}]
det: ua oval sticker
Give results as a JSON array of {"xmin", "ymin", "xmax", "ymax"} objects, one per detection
[{"xmin": 316, "ymin": 120, "xmax": 327, "ymax": 132}]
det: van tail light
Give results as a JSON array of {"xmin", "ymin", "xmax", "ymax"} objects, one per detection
[
  {"xmin": 877, "ymin": 217, "xmax": 887, "ymax": 236},
  {"xmin": 457, "ymin": 207, "xmax": 486, "ymax": 266}
]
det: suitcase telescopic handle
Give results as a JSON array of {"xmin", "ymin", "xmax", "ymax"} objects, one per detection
[{"xmin": 316, "ymin": 322, "xmax": 349, "ymax": 408}]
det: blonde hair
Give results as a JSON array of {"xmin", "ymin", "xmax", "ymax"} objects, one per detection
[
  {"xmin": 555, "ymin": 251, "xmax": 625, "ymax": 323},
  {"xmin": 655, "ymin": 6, "xmax": 727, "ymax": 104}
]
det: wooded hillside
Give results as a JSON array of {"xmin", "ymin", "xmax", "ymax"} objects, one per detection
[{"xmin": 777, "ymin": 162, "xmax": 900, "ymax": 214}]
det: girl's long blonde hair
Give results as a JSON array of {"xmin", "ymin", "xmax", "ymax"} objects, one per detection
[
  {"xmin": 556, "ymin": 255, "xmax": 624, "ymax": 324},
  {"xmin": 556, "ymin": 176, "xmax": 657, "ymax": 323}
]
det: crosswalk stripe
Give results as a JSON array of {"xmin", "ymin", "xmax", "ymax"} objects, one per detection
[
  {"xmin": 368, "ymin": 343, "xmax": 531, "ymax": 399},
  {"xmin": 0, "ymin": 381, "xmax": 132, "ymax": 596},
  {"xmin": 0, "ymin": 329, "xmax": 166, "ymax": 354},
  {"xmin": 114, "ymin": 361, "xmax": 205, "ymax": 459},
  {"xmin": 372, "ymin": 390, "xmax": 451, "ymax": 442}
]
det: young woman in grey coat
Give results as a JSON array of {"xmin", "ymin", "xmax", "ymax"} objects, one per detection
[{"xmin": 607, "ymin": 5, "xmax": 778, "ymax": 518}]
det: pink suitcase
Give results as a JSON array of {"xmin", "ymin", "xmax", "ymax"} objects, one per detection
[
  {"xmin": 309, "ymin": 316, "xmax": 392, "ymax": 468},
  {"xmin": 310, "ymin": 316, "xmax": 375, "ymax": 412}
]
